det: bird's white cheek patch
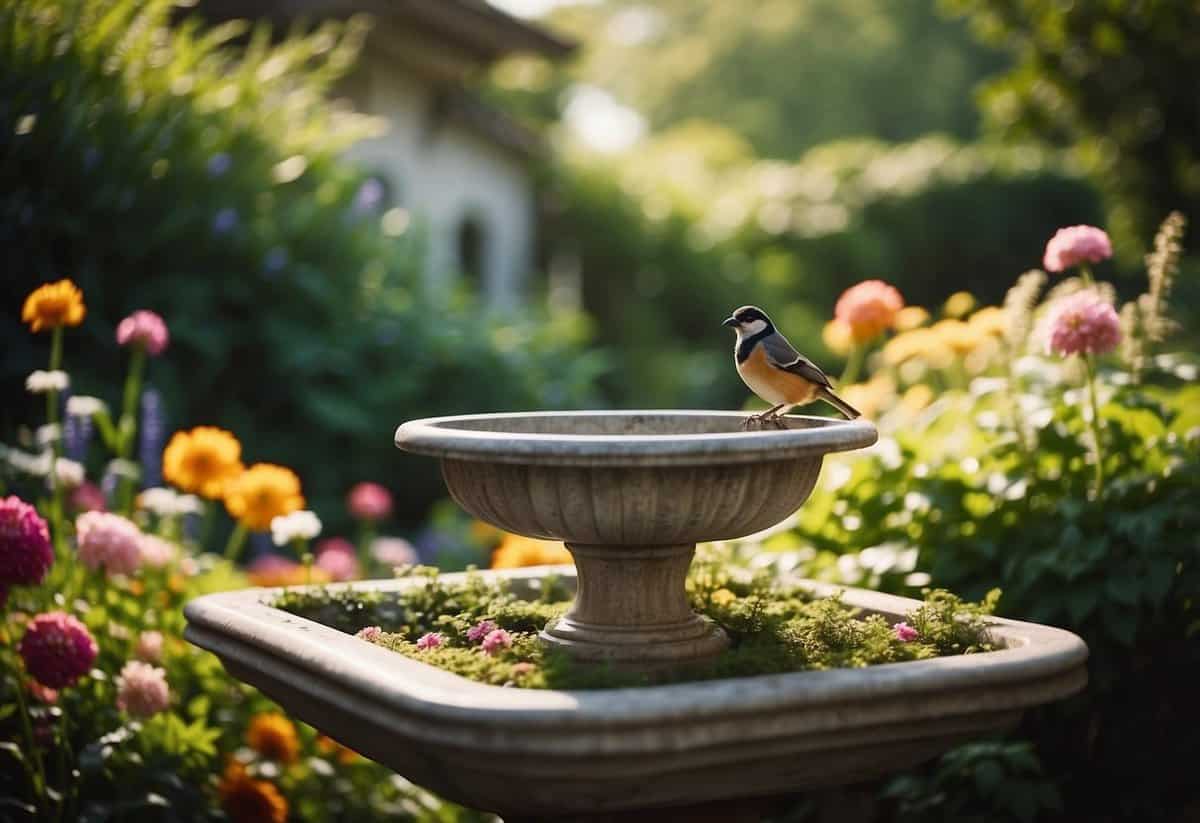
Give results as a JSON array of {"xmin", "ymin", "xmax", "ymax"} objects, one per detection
[{"xmin": 741, "ymin": 319, "xmax": 768, "ymax": 335}]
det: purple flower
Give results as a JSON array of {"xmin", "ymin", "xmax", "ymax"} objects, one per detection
[
  {"xmin": 352, "ymin": 178, "xmax": 385, "ymax": 214},
  {"xmin": 480, "ymin": 628, "xmax": 513, "ymax": 656},
  {"xmin": 138, "ymin": 387, "xmax": 165, "ymax": 488},
  {"xmin": 416, "ymin": 632, "xmax": 443, "ymax": 651},
  {"xmin": 1047, "ymin": 291, "xmax": 1122, "ymax": 357},
  {"xmin": 1043, "ymin": 225, "xmax": 1113, "ymax": 273},
  {"xmin": 212, "ymin": 208, "xmax": 238, "ymax": 235},
  {"xmin": 206, "ymin": 152, "xmax": 231, "ymax": 177},
  {"xmin": 466, "ymin": 620, "xmax": 498, "ymax": 644},
  {"xmin": 19, "ymin": 611, "xmax": 98, "ymax": 689},
  {"xmin": 894, "ymin": 622, "xmax": 919, "ymax": 643},
  {"xmin": 63, "ymin": 395, "xmax": 93, "ymax": 462},
  {"xmin": 0, "ymin": 495, "xmax": 53, "ymax": 587},
  {"xmin": 117, "ymin": 310, "xmax": 169, "ymax": 356}
]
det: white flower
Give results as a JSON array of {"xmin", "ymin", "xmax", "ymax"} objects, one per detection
[
  {"xmin": 371, "ymin": 537, "xmax": 417, "ymax": 566},
  {"xmin": 270, "ymin": 510, "xmax": 322, "ymax": 546},
  {"xmin": 106, "ymin": 459, "xmax": 141, "ymax": 480},
  {"xmin": 138, "ymin": 487, "xmax": 179, "ymax": 517},
  {"xmin": 66, "ymin": 395, "xmax": 108, "ymax": 417},
  {"xmin": 25, "ymin": 370, "xmax": 70, "ymax": 394},
  {"xmin": 52, "ymin": 458, "xmax": 85, "ymax": 488},
  {"xmin": 36, "ymin": 423, "xmax": 62, "ymax": 446},
  {"xmin": 7, "ymin": 448, "xmax": 51, "ymax": 477},
  {"xmin": 174, "ymin": 494, "xmax": 203, "ymax": 516}
]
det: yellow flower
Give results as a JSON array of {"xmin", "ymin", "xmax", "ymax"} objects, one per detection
[
  {"xmin": 490, "ymin": 533, "xmax": 572, "ymax": 569},
  {"xmin": 894, "ymin": 306, "xmax": 930, "ymax": 331},
  {"xmin": 163, "ymin": 427, "xmax": 244, "ymax": 500},
  {"xmin": 942, "ymin": 291, "xmax": 977, "ymax": 319},
  {"xmin": 224, "ymin": 464, "xmax": 304, "ymax": 531},
  {"xmin": 219, "ymin": 761, "xmax": 288, "ymax": 823},
  {"xmin": 931, "ymin": 319, "xmax": 982, "ymax": 355},
  {"xmin": 839, "ymin": 374, "xmax": 896, "ymax": 420},
  {"xmin": 821, "ymin": 320, "xmax": 854, "ymax": 356},
  {"xmin": 900, "ymin": 384, "xmax": 935, "ymax": 412},
  {"xmin": 22, "ymin": 279, "xmax": 86, "ymax": 332},
  {"xmin": 967, "ymin": 306, "xmax": 1008, "ymax": 338},
  {"xmin": 882, "ymin": 328, "xmax": 938, "ymax": 366},
  {"xmin": 246, "ymin": 713, "xmax": 300, "ymax": 763},
  {"xmin": 711, "ymin": 588, "xmax": 737, "ymax": 606}
]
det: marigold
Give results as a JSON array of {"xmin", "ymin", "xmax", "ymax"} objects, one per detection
[
  {"xmin": 162, "ymin": 427, "xmax": 244, "ymax": 500},
  {"xmin": 22, "ymin": 280, "xmax": 86, "ymax": 333},
  {"xmin": 316, "ymin": 734, "xmax": 361, "ymax": 764},
  {"xmin": 893, "ymin": 306, "xmax": 930, "ymax": 331},
  {"xmin": 490, "ymin": 533, "xmax": 572, "ymax": 569},
  {"xmin": 834, "ymin": 280, "xmax": 905, "ymax": 344},
  {"xmin": 246, "ymin": 713, "xmax": 300, "ymax": 763},
  {"xmin": 967, "ymin": 306, "xmax": 1008, "ymax": 338},
  {"xmin": 219, "ymin": 761, "xmax": 288, "ymax": 823},
  {"xmin": 821, "ymin": 320, "xmax": 853, "ymax": 356},
  {"xmin": 225, "ymin": 464, "xmax": 304, "ymax": 531}
]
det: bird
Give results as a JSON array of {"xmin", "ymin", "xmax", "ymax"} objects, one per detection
[{"xmin": 723, "ymin": 305, "xmax": 861, "ymax": 426}]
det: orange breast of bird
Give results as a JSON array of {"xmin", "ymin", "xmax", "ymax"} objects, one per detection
[{"xmin": 738, "ymin": 344, "xmax": 821, "ymax": 406}]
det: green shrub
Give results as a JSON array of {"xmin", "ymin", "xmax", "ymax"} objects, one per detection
[{"xmin": 0, "ymin": 0, "xmax": 605, "ymax": 531}]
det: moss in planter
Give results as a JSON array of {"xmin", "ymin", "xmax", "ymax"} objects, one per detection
[{"xmin": 273, "ymin": 565, "xmax": 1000, "ymax": 690}]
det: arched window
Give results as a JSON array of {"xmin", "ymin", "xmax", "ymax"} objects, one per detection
[{"xmin": 456, "ymin": 213, "xmax": 487, "ymax": 289}]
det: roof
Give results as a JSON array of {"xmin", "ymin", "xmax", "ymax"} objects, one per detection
[{"xmin": 195, "ymin": 0, "xmax": 576, "ymax": 61}]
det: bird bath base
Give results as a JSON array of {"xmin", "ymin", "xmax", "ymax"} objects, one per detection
[{"xmin": 539, "ymin": 543, "xmax": 729, "ymax": 666}]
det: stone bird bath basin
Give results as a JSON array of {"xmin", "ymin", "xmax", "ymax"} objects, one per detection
[
  {"xmin": 184, "ymin": 411, "xmax": 1089, "ymax": 819},
  {"xmin": 394, "ymin": 410, "xmax": 877, "ymax": 666}
]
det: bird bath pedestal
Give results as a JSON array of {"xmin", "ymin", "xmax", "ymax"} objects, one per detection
[{"xmin": 185, "ymin": 411, "xmax": 1088, "ymax": 819}]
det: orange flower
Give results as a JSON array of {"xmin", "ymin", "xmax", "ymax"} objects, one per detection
[
  {"xmin": 162, "ymin": 427, "xmax": 244, "ymax": 500},
  {"xmin": 245, "ymin": 557, "xmax": 330, "ymax": 588},
  {"xmin": 224, "ymin": 464, "xmax": 304, "ymax": 531},
  {"xmin": 834, "ymin": 280, "xmax": 904, "ymax": 344},
  {"xmin": 21, "ymin": 279, "xmax": 86, "ymax": 332},
  {"xmin": 490, "ymin": 533, "xmax": 572, "ymax": 569},
  {"xmin": 219, "ymin": 761, "xmax": 288, "ymax": 823},
  {"xmin": 316, "ymin": 734, "xmax": 361, "ymax": 765},
  {"xmin": 246, "ymin": 713, "xmax": 299, "ymax": 763}
]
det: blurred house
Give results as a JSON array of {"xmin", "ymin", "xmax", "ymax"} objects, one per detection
[{"xmin": 198, "ymin": 0, "xmax": 575, "ymax": 306}]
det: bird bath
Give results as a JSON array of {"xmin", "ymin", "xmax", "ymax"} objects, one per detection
[{"xmin": 185, "ymin": 410, "xmax": 1088, "ymax": 819}]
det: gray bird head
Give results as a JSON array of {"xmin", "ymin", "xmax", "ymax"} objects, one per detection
[{"xmin": 723, "ymin": 305, "xmax": 773, "ymax": 336}]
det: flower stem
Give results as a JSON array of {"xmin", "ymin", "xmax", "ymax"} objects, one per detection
[
  {"xmin": 198, "ymin": 500, "xmax": 217, "ymax": 551},
  {"xmin": 1082, "ymin": 353, "xmax": 1105, "ymax": 497},
  {"xmin": 1079, "ymin": 263, "xmax": 1095, "ymax": 288},
  {"xmin": 46, "ymin": 327, "xmax": 66, "ymax": 562},
  {"xmin": 1, "ymin": 616, "xmax": 47, "ymax": 811},
  {"xmin": 223, "ymin": 522, "xmax": 248, "ymax": 563},
  {"xmin": 840, "ymin": 344, "xmax": 865, "ymax": 385},
  {"xmin": 116, "ymin": 345, "xmax": 146, "ymax": 514}
]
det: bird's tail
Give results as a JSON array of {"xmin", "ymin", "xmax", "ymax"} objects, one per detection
[{"xmin": 818, "ymin": 387, "xmax": 861, "ymax": 420}]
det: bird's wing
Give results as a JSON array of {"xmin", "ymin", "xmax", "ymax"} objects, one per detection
[{"xmin": 762, "ymin": 332, "xmax": 834, "ymax": 389}]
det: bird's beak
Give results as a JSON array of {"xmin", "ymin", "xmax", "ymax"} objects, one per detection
[{"xmin": 722, "ymin": 317, "xmax": 739, "ymax": 328}]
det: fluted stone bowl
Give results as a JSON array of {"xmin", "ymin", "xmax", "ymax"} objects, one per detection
[{"xmin": 395, "ymin": 411, "xmax": 877, "ymax": 666}]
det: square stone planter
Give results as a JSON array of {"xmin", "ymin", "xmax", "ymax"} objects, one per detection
[{"xmin": 184, "ymin": 565, "xmax": 1088, "ymax": 818}]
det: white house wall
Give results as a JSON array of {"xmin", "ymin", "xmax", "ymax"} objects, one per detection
[{"xmin": 344, "ymin": 59, "xmax": 535, "ymax": 308}]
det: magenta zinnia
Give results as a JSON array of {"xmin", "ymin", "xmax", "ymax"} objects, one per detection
[
  {"xmin": 76, "ymin": 511, "xmax": 143, "ymax": 576},
  {"xmin": 19, "ymin": 611, "xmax": 98, "ymax": 689},
  {"xmin": 1047, "ymin": 291, "xmax": 1122, "ymax": 357},
  {"xmin": 0, "ymin": 495, "xmax": 53, "ymax": 587}
]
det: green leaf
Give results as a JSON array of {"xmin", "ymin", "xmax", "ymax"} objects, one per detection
[
  {"xmin": 1105, "ymin": 575, "xmax": 1140, "ymax": 606},
  {"xmin": 973, "ymin": 758, "xmax": 1004, "ymax": 796}
]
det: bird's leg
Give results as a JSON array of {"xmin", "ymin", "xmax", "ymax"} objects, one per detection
[
  {"xmin": 765, "ymin": 404, "xmax": 793, "ymax": 428},
  {"xmin": 744, "ymin": 404, "xmax": 786, "ymax": 429}
]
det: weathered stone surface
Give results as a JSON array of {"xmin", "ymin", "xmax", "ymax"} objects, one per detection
[
  {"xmin": 396, "ymin": 411, "xmax": 875, "ymax": 665},
  {"xmin": 184, "ymin": 567, "xmax": 1089, "ymax": 818}
]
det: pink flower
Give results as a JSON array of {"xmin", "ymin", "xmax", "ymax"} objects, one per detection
[
  {"xmin": 116, "ymin": 310, "xmax": 169, "ymax": 356},
  {"xmin": 19, "ymin": 611, "xmax": 98, "ymax": 689},
  {"xmin": 480, "ymin": 628, "xmax": 513, "ymax": 656},
  {"xmin": 76, "ymin": 511, "xmax": 142, "ymax": 576},
  {"xmin": 355, "ymin": 626, "xmax": 382, "ymax": 642},
  {"xmin": 139, "ymin": 535, "xmax": 176, "ymax": 568},
  {"xmin": 370, "ymin": 537, "xmax": 417, "ymax": 567},
  {"xmin": 347, "ymin": 482, "xmax": 392, "ymax": 521},
  {"xmin": 69, "ymin": 482, "xmax": 107, "ymax": 513},
  {"xmin": 1047, "ymin": 291, "xmax": 1122, "ymax": 357},
  {"xmin": 135, "ymin": 630, "xmax": 164, "ymax": 663},
  {"xmin": 115, "ymin": 660, "xmax": 170, "ymax": 717},
  {"xmin": 0, "ymin": 495, "xmax": 53, "ymax": 587},
  {"xmin": 416, "ymin": 632, "xmax": 443, "ymax": 650},
  {"xmin": 1042, "ymin": 225, "xmax": 1113, "ymax": 273},
  {"xmin": 893, "ymin": 622, "xmax": 919, "ymax": 642},
  {"xmin": 510, "ymin": 662, "xmax": 536, "ymax": 676},
  {"xmin": 315, "ymin": 538, "xmax": 360, "ymax": 582},
  {"xmin": 834, "ymin": 280, "xmax": 905, "ymax": 343},
  {"xmin": 466, "ymin": 620, "xmax": 498, "ymax": 644}
]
